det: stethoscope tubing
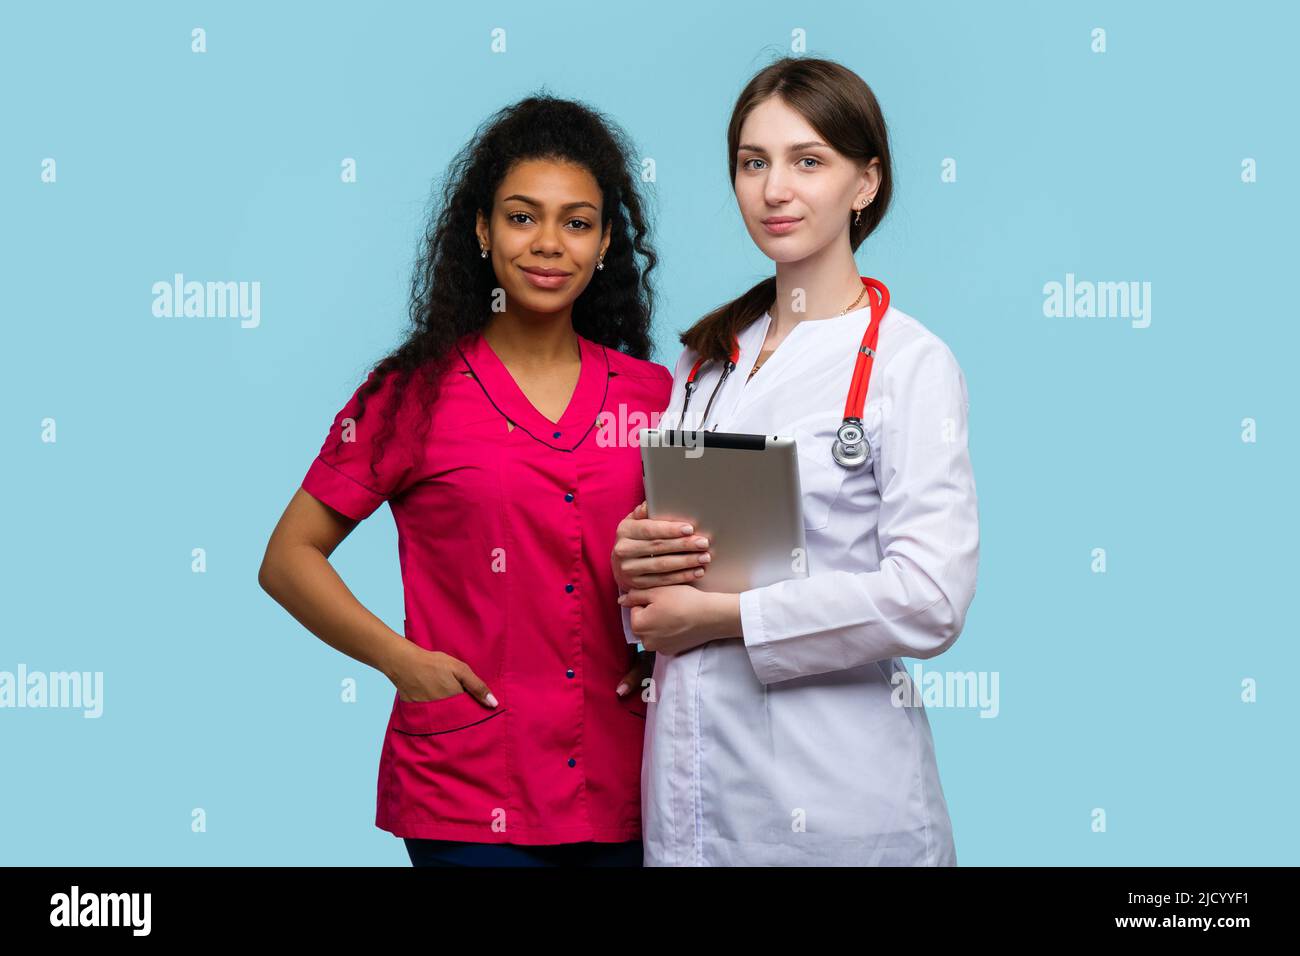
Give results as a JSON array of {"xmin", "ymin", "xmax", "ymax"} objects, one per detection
[{"xmin": 680, "ymin": 276, "xmax": 890, "ymax": 468}]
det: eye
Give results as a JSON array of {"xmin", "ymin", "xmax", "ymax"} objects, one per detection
[
  {"xmin": 798, "ymin": 157, "xmax": 822, "ymax": 169},
  {"xmin": 507, "ymin": 211, "xmax": 533, "ymax": 225},
  {"xmin": 566, "ymin": 218, "xmax": 592, "ymax": 230},
  {"xmin": 741, "ymin": 157, "xmax": 766, "ymax": 171}
]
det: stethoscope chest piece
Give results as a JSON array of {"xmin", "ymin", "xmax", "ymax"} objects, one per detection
[
  {"xmin": 681, "ymin": 276, "xmax": 890, "ymax": 460},
  {"xmin": 832, "ymin": 417, "xmax": 872, "ymax": 468}
]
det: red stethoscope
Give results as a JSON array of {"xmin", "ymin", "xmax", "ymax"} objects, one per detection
[{"xmin": 679, "ymin": 276, "xmax": 889, "ymax": 468}]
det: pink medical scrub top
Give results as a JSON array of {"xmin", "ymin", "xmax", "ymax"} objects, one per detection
[{"xmin": 301, "ymin": 329, "xmax": 672, "ymax": 844}]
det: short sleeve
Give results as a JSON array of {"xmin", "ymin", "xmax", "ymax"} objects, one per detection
[{"xmin": 301, "ymin": 368, "xmax": 423, "ymax": 521}]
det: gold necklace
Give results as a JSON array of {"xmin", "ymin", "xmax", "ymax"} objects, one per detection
[
  {"xmin": 749, "ymin": 282, "xmax": 869, "ymax": 378},
  {"xmin": 838, "ymin": 282, "xmax": 869, "ymax": 315}
]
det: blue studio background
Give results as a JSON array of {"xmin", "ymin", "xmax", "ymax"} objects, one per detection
[{"xmin": 3, "ymin": 1, "xmax": 1296, "ymax": 865}]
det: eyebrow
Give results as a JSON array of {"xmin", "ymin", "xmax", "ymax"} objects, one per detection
[
  {"xmin": 737, "ymin": 141, "xmax": 831, "ymax": 155},
  {"xmin": 502, "ymin": 194, "xmax": 599, "ymax": 212}
]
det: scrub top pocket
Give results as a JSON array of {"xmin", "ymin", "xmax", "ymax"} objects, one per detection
[
  {"xmin": 381, "ymin": 689, "xmax": 511, "ymax": 831},
  {"xmin": 620, "ymin": 685, "xmax": 649, "ymax": 720},
  {"xmin": 792, "ymin": 415, "xmax": 850, "ymax": 531},
  {"xmin": 791, "ymin": 403, "xmax": 884, "ymax": 531},
  {"xmin": 391, "ymin": 691, "xmax": 508, "ymax": 736}
]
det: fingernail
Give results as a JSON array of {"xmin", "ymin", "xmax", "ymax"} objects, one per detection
[
  {"xmin": 694, "ymin": 537, "xmax": 709, "ymax": 548},
  {"xmin": 617, "ymin": 595, "xmax": 626, "ymax": 605},
  {"xmin": 616, "ymin": 683, "xmax": 629, "ymax": 696},
  {"xmin": 680, "ymin": 524, "xmax": 694, "ymax": 535},
  {"xmin": 485, "ymin": 693, "xmax": 498, "ymax": 708},
  {"xmin": 698, "ymin": 553, "xmax": 711, "ymax": 563},
  {"xmin": 694, "ymin": 568, "xmax": 705, "ymax": 577}
]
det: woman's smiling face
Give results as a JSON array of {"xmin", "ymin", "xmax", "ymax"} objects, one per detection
[
  {"xmin": 733, "ymin": 96, "xmax": 878, "ymax": 263},
  {"xmin": 476, "ymin": 158, "xmax": 611, "ymax": 316}
]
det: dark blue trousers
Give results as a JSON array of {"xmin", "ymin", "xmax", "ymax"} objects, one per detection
[{"xmin": 404, "ymin": 837, "xmax": 643, "ymax": 867}]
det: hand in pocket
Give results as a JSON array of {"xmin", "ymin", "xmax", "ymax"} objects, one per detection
[{"xmin": 393, "ymin": 647, "xmax": 498, "ymax": 708}]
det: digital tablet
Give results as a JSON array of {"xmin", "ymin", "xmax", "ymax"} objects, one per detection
[{"xmin": 639, "ymin": 428, "xmax": 808, "ymax": 593}]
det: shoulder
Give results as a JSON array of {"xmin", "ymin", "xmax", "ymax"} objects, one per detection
[
  {"xmin": 604, "ymin": 345, "xmax": 672, "ymax": 380},
  {"xmin": 603, "ymin": 345, "xmax": 674, "ymax": 395},
  {"xmin": 331, "ymin": 361, "xmax": 447, "ymax": 436},
  {"xmin": 876, "ymin": 305, "xmax": 967, "ymax": 393}
]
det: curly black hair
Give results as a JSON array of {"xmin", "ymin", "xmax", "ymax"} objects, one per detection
[{"xmin": 347, "ymin": 95, "xmax": 659, "ymax": 484}]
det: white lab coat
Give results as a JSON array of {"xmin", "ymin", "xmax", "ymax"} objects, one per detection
[{"xmin": 622, "ymin": 297, "xmax": 980, "ymax": 866}]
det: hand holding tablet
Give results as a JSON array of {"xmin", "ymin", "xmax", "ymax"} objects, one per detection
[
  {"xmin": 638, "ymin": 428, "xmax": 809, "ymax": 593},
  {"xmin": 610, "ymin": 499, "xmax": 715, "ymax": 591}
]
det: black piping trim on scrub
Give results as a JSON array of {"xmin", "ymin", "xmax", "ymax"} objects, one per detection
[
  {"xmin": 391, "ymin": 707, "xmax": 509, "ymax": 736},
  {"xmin": 455, "ymin": 339, "xmax": 613, "ymax": 453}
]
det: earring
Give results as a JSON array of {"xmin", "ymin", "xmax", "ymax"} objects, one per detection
[
  {"xmin": 853, "ymin": 197, "xmax": 874, "ymax": 226},
  {"xmin": 596, "ymin": 257, "xmax": 604, "ymax": 271},
  {"xmin": 480, "ymin": 246, "xmax": 488, "ymax": 258}
]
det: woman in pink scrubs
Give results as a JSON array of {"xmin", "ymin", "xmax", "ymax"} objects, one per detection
[{"xmin": 259, "ymin": 97, "xmax": 672, "ymax": 866}]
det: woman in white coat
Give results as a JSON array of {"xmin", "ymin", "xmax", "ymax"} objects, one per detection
[{"xmin": 612, "ymin": 57, "xmax": 980, "ymax": 866}]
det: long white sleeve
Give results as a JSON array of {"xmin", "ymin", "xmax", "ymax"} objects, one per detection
[{"xmin": 738, "ymin": 336, "xmax": 979, "ymax": 685}]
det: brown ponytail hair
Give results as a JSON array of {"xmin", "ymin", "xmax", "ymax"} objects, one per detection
[{"xmin": 681, "ymin": 57, "xmax": 894, "ymax": 362}]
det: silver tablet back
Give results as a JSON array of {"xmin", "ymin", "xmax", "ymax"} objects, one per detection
[{"xmin": 639, "ymin": 428, "xmax": 808, "ymax": 593}]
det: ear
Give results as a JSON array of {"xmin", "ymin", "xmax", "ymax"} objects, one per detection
[
  {"xmin": 475, "ymin": 209, "xmax": 490, "ymax": 253},
  {"xmin": 599, "ymin": 219, "xmax": 612, "ymax": 262},
  {"xmin": 855, "ymin": 157, "xmax": 883, "ymax": 208}
]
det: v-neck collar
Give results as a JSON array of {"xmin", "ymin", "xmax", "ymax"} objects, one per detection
[
  {"xmin": 744, "ymin": 304, "xmax": 867, "ymax": 379},
  {"xmin": 727, "ymin": 304, "xmax": 874, "ymax": 422},
  {"xmin": 456, "ymin": 329, "xmax": 610, "ymax": 450}
]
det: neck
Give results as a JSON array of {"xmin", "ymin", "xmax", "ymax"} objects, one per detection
[
  {"xmin": 482, "ymin": 306, "xmax": 579, "ymax": 367},
  {"xmin": 771, "ymin": 242, "xmax": 865, "ymax": 333}
]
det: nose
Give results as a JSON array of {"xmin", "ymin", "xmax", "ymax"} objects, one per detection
[
  {"xmin": 762, "ymin": 166, "xmax": 794, "ymax": 206},
  {"xmin": 532, "ymin": 218, "xmax": 564, "ymax": 256}
]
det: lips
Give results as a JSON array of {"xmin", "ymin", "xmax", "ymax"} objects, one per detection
[
  {"xmin": 519, "ymin": 265, "xmax": 573, "ymax": 290},
  {"xmin": 761, "ymin": 216, "xmax": 802, "ymax": 235}
]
